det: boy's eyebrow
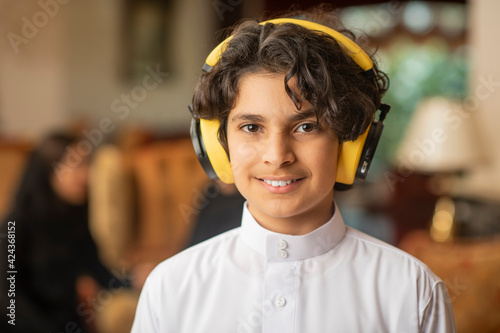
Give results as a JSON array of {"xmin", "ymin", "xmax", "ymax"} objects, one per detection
[
  {"xmin": 290, "ymin": 108, "xmax": 317, "ymax": 122},
  {"xmin": 231, "ymin": 109, "xmax": 317, "ymax": 123},
  {"xmin": 231, "ymin": 114, "xmax": 265, "ymax": 123}
]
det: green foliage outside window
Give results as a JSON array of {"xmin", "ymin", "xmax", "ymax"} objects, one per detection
[{"xmin": 376, "ymin": 37, "xmax": 469, "ymax": 167}]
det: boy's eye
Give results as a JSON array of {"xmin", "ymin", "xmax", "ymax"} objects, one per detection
[
  {"xmin": 297, "ymin": 123, "xmax": 317, "ymax": 133},
  {"xmin": 242, "ymin": 124, "xmax": 260, "ymax": 133}
]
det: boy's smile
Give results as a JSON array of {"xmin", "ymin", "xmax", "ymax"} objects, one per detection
[
  {"xmin": 258, "ymin": 177, "xmax": 303, "ymax": 194},
  {"xmin": 227, "ymin": 72, "xmax": 340, "ymax": 235}
]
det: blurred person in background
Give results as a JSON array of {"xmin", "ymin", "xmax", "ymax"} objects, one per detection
[
  {"xmin": 187, "ymin": 181, "xmax": 245, "ymax": 247},
  {"xmin": 0, "ymin": 132, "xmax": 130, "ymax": 333}
]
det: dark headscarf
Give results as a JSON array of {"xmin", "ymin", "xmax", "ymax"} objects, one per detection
[
  {"xmin": 1, "ymin": 132, "xmax": 126, "ymax": 333},
  {"xmin": 7, "ymin": 132, "xmax": 87, "ymax": 220}
]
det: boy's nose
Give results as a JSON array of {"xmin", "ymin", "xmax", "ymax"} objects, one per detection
[{"xmin": 262, "ymin": 133, "xmax": 295, "ymax": 169}]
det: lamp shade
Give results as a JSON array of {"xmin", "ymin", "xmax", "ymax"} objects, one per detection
[{"xmin": 396, "ymin": 97, "xmax": 484, "ymax": 173}]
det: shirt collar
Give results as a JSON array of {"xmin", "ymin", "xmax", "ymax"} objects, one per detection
[{"xmin": 240, "ymin": 202, "xmax": 346, "ymax": 262}]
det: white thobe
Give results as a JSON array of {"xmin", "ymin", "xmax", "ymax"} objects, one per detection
[{"xmin": 132, "ymin": 202, "xmax": 456, "ymax": 332}]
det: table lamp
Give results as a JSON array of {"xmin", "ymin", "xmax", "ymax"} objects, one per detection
[{"xmin": 396, "ymin": 96, "xmax": 486, "ymax": 241}]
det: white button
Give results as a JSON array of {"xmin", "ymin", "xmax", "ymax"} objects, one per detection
[
  {"xmin": 277, "ymin": 239, "xmax": 288, "ymax": 250},
  {"xmin": 278, "ymin": 249, "xmax": 288, "ymax": 259},
  {"xmin": 275, "ymin": 296, "xmax": 286, "ymax": 308}
]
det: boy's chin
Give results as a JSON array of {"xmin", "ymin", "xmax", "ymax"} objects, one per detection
[{"xmin": 247, "ymin": 200, "xmax": 311, "ymax": 221}]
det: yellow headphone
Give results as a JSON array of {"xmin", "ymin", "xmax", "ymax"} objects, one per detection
[{"xmin": 190, "ymin": 18, "xmax": 390, "ymax": 187}]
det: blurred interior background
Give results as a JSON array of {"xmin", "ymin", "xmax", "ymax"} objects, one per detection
[{"xmin": 1, "ymin": 0, "xmax": 499, "ymax": 332}]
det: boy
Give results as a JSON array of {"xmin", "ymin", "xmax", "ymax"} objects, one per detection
[{"xmin": 132, "ymin": 7, "xmax": 456, "ymax": 332}]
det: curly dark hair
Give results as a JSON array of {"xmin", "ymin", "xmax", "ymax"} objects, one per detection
[{"xmin": 191, "ymin": 6, "xmax": 389, "ymax": 151}]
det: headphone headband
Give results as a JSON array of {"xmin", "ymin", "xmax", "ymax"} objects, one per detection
[{"xmin": 204, "ymin": 18, "xmax": 374, "ymax": 74}]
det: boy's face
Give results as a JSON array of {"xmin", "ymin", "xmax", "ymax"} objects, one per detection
[{"xmin": 226, "ymin": 72, "xmax": 339, "ymax": 234}]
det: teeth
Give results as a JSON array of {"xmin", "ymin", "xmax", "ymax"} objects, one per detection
[{"xmin": 263, "ymin": 179, "xmax": 296, "ymax": 187}]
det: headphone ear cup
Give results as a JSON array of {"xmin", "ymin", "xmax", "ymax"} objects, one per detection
[
  {"xmin": 190, "ymin": 118, "xmax": 219, "ymax": 180},
  {"xmin": 335, "ymin": 119, "xmax": 385, "ymax": 187},
  {"xmin": 196, "ymin": 118, "xmax": 234, "ymax": 184},
  {"xmin": 355, "ymin": 120, "xmax": 384, "ymax": 181},
  {"xmin": 336, "ymin": 123, "xmax": 371, "ymax": 186}
]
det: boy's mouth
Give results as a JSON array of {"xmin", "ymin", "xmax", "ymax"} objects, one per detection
[
  {"xmin": 262, "ymin": 179, "xmax": 296, "ymax": 187},
  {"xmin": 258, "ymin": 178, "xmax": 304, "ymax": 188}
]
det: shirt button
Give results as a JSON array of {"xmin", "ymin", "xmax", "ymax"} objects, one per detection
[
  {"xmin": 277, "ymin": 239, "xmax": 288, "ymax": 249},
  {"xmin": 275, "ymin": 296, "xmax": 286, "ymax": 308},
  {"xmin": 278, "ymin": 249, "xmax": 288, "ymax": 259}
]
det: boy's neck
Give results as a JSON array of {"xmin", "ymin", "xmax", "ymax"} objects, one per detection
[{"xmin": 247, "ymin": 200, "xmax": 335, "ymax": 236}]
